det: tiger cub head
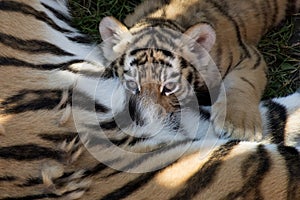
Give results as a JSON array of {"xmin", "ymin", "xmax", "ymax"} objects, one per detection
[{"xmin": 99, "ymin": 16, "xmax": 218, "ymax": 115}]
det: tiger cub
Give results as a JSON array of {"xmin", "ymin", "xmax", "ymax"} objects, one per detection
[{"xmin": 99, "ymin": 0, "xmax": 300, "ymax": 141}]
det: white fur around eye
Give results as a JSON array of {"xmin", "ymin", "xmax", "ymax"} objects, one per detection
[{"xmin": 126, "ymin": 80, "xmax": 138, "ymax": 91}]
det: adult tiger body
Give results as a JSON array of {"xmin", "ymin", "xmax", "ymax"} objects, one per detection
[
  {"xmin": 99, "ymin": 0, "xmax": 300, "ymax": 140},
  {"xmin": 0, "ymin": 0, "xmax": 300, "ymax": 200}
]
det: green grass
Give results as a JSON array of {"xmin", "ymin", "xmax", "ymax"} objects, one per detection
[
  {"xmin": 69, "ymin": 0, "xmax": 141, "ymax": 42},
  {"xmin": 69, "ymin": 0, "xmax": 299, "ymax": 99}
]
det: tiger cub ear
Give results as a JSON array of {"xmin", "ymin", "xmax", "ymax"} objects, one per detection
[
  {"xmin": 184, "ymin": 23, "xmax": 216, "ymax": 52},
  {"xmin": 99, "ymin": 16, "xmax": 133, "ymax": 60}
]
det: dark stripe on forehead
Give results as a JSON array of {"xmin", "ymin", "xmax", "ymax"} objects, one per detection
[
  {"xmin": 0, "ymin": 32, "xmax": 74, "ymax": 56},
  {"xmin": 180, "ymin": 57, "xmax": 189, "ymax": 68},
  {"xmin": 131, "ymin": 28, "xmax": 177, "ymax": 48},
  {"xmin": 0, "ymin": 1, "xmax": 72, "ymax": 33},
  {"xmin": 130, "ymin": 48, "xmax": 175, "ymax": 59}
]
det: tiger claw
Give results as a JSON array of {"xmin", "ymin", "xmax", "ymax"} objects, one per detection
[{"xmin": 211, "ymin": 101, "xmax": 263, "ymax": 141}]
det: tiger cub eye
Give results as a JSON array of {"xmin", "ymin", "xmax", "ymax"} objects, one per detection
[
  {"xmin": 162, "ymin": 82, "xmax": 178, "ymax": 96},
  {"xmin": 126, "ymin": 80, "xmax": 139, "ymax": 94}
]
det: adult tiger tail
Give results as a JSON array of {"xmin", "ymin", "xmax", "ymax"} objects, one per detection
[
  {"xmin": 99, "ymin": 0, "xmax": 300, "ymax": 141},
  {"xmin": 0, "ymin": 0, "xmax": 300, "ymax": 199}
]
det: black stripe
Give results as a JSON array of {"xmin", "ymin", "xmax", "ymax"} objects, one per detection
[
  {"xmin": 82, "ymin": 163, "xmax": 109, "ymax": 177},
  {"xmin": 0, "ymin": 1, "xmax": 72, "ymax": 33},
  {"xmin": 60, "ymin": 159, "xmax": 117, "ymax": 180},
  {"xmin": 231, "ymin": 58, "xmax": 244, "ymax": 71},
  {"xmin": 0, "ymin": 176, "xmax": 17, "ymax": 182},
  {"xmin": 128, "ymin": 95, "xmax": 144, "ymax": 126},
  {"xmin": 223, "ymin": 51, "xmax": 233, "ymax": 77},
  {"xmin": 0, "ymin": 193, "xmax": 59, "ymax": 200},
  {"xmin": 252, "ymin": 48, "xmax": 263, "ymax": 70},
  {"xmin": 118, "ymin": 139, "xmax": 202, "ymax": 173},
  {"xmin": 241, "ymin": 77, "xmax": 256, "ymax": 90},
  {"xmin": 0, "ymin": 144, "xmax": 64, "ymax": 161},
  {"xmin": 206, "ymin": 0, "xmax": 250, "ymax": 58},
  {"xmin": 99, "ymin": 120, "xmax": 118, "ymax": 130},
  {"xmin": 180, "ymin": 57, "xmax": 189, "ymax": 68},
  {"xmin": 95, "ymin": 102, "xmax": 110, "ymax": 113},
  {"xmin": 39, "ymin": 133, "xmax": 78, "ymax": 143},
  {"xmin": 214, "ymin": 45, "xmax": 223, "ymax": 69},
  {"xmin": 2, "ymin": 89, "xmax": 65, "ymax": 114},
  {"xmin": 110, "ymin": 137, "xmax": 130, "ymax": 146},
  {"xmin": 199, "ymin": 107, "xmax": 211, "ymax": 120},
  {"xmin": 153, "ymin": 59, "xmax": 172, "ymax": 68},
  {"xmin": 131, "ymin": 27, "xmax": 177, "ymax": 48},
  {"xmin": 100, "ymin": 172, "xmax": 157, "ymax": 200},
  {"xmin": 277, "ymin": 145, "xmax": 300, "ymax": 199},
  {"xmin": 170, "ymin": 140, "xmax": 240, "ymax": 200},
  {"xmin": 0, "ymin": 56, "xmax": 84, "ymax": 71},
  {"xmin": 195, "ymin": 88, "xmax": 212, "ymax": 106},
  {"xmin": 67, "ymin": 35, "xmax": 94, "ymax": 44},
  {"xmin": 41, "ymin": 2, "xmax": 71, "ymax": 24},
  {"xmin": 0, "ymin": 32, "xmax": 74, "ymax": 56},
  {"xmin": 263, "ymin": 100, "xmax": 287, "ymax": 144},
  {"xmin": 72, "ymin": 90, "xmax": 110, "ymax": 113},
  {"xmin": 101, "ymin": 67, "xmax": 114, "ymax": 79},
  {"xmin": 224, "ymin": 144, "xmax": 270, "ymax": 200},
  {"xmin": 18, "ymin": 178, "xmax": 42, "ymax": 187},
  {"xmin": 130, "ymin": 48, "xmax": 174, "ymax": 59},
  {"xmin": 186, "ymin": 71, "xmax": 194, "ymax": 83}
]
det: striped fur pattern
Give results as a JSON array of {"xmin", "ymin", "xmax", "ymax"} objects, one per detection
[
  {"xmin": 1, "ymin": 0, "xmax": 300, "ymax": 199},
  {"xmin": 99, "ymin": 0, "xmax": 300, "ymax": 141}
]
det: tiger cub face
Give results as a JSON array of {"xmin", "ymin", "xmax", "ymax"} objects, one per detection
[{"xmin": 100, "ymin": 17, "xmax": 218, "ymax": 114}]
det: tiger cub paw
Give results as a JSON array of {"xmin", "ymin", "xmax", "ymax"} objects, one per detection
[{"xmin": 211, "ymin": 101, "xmax": 263, "ymax": 141}]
